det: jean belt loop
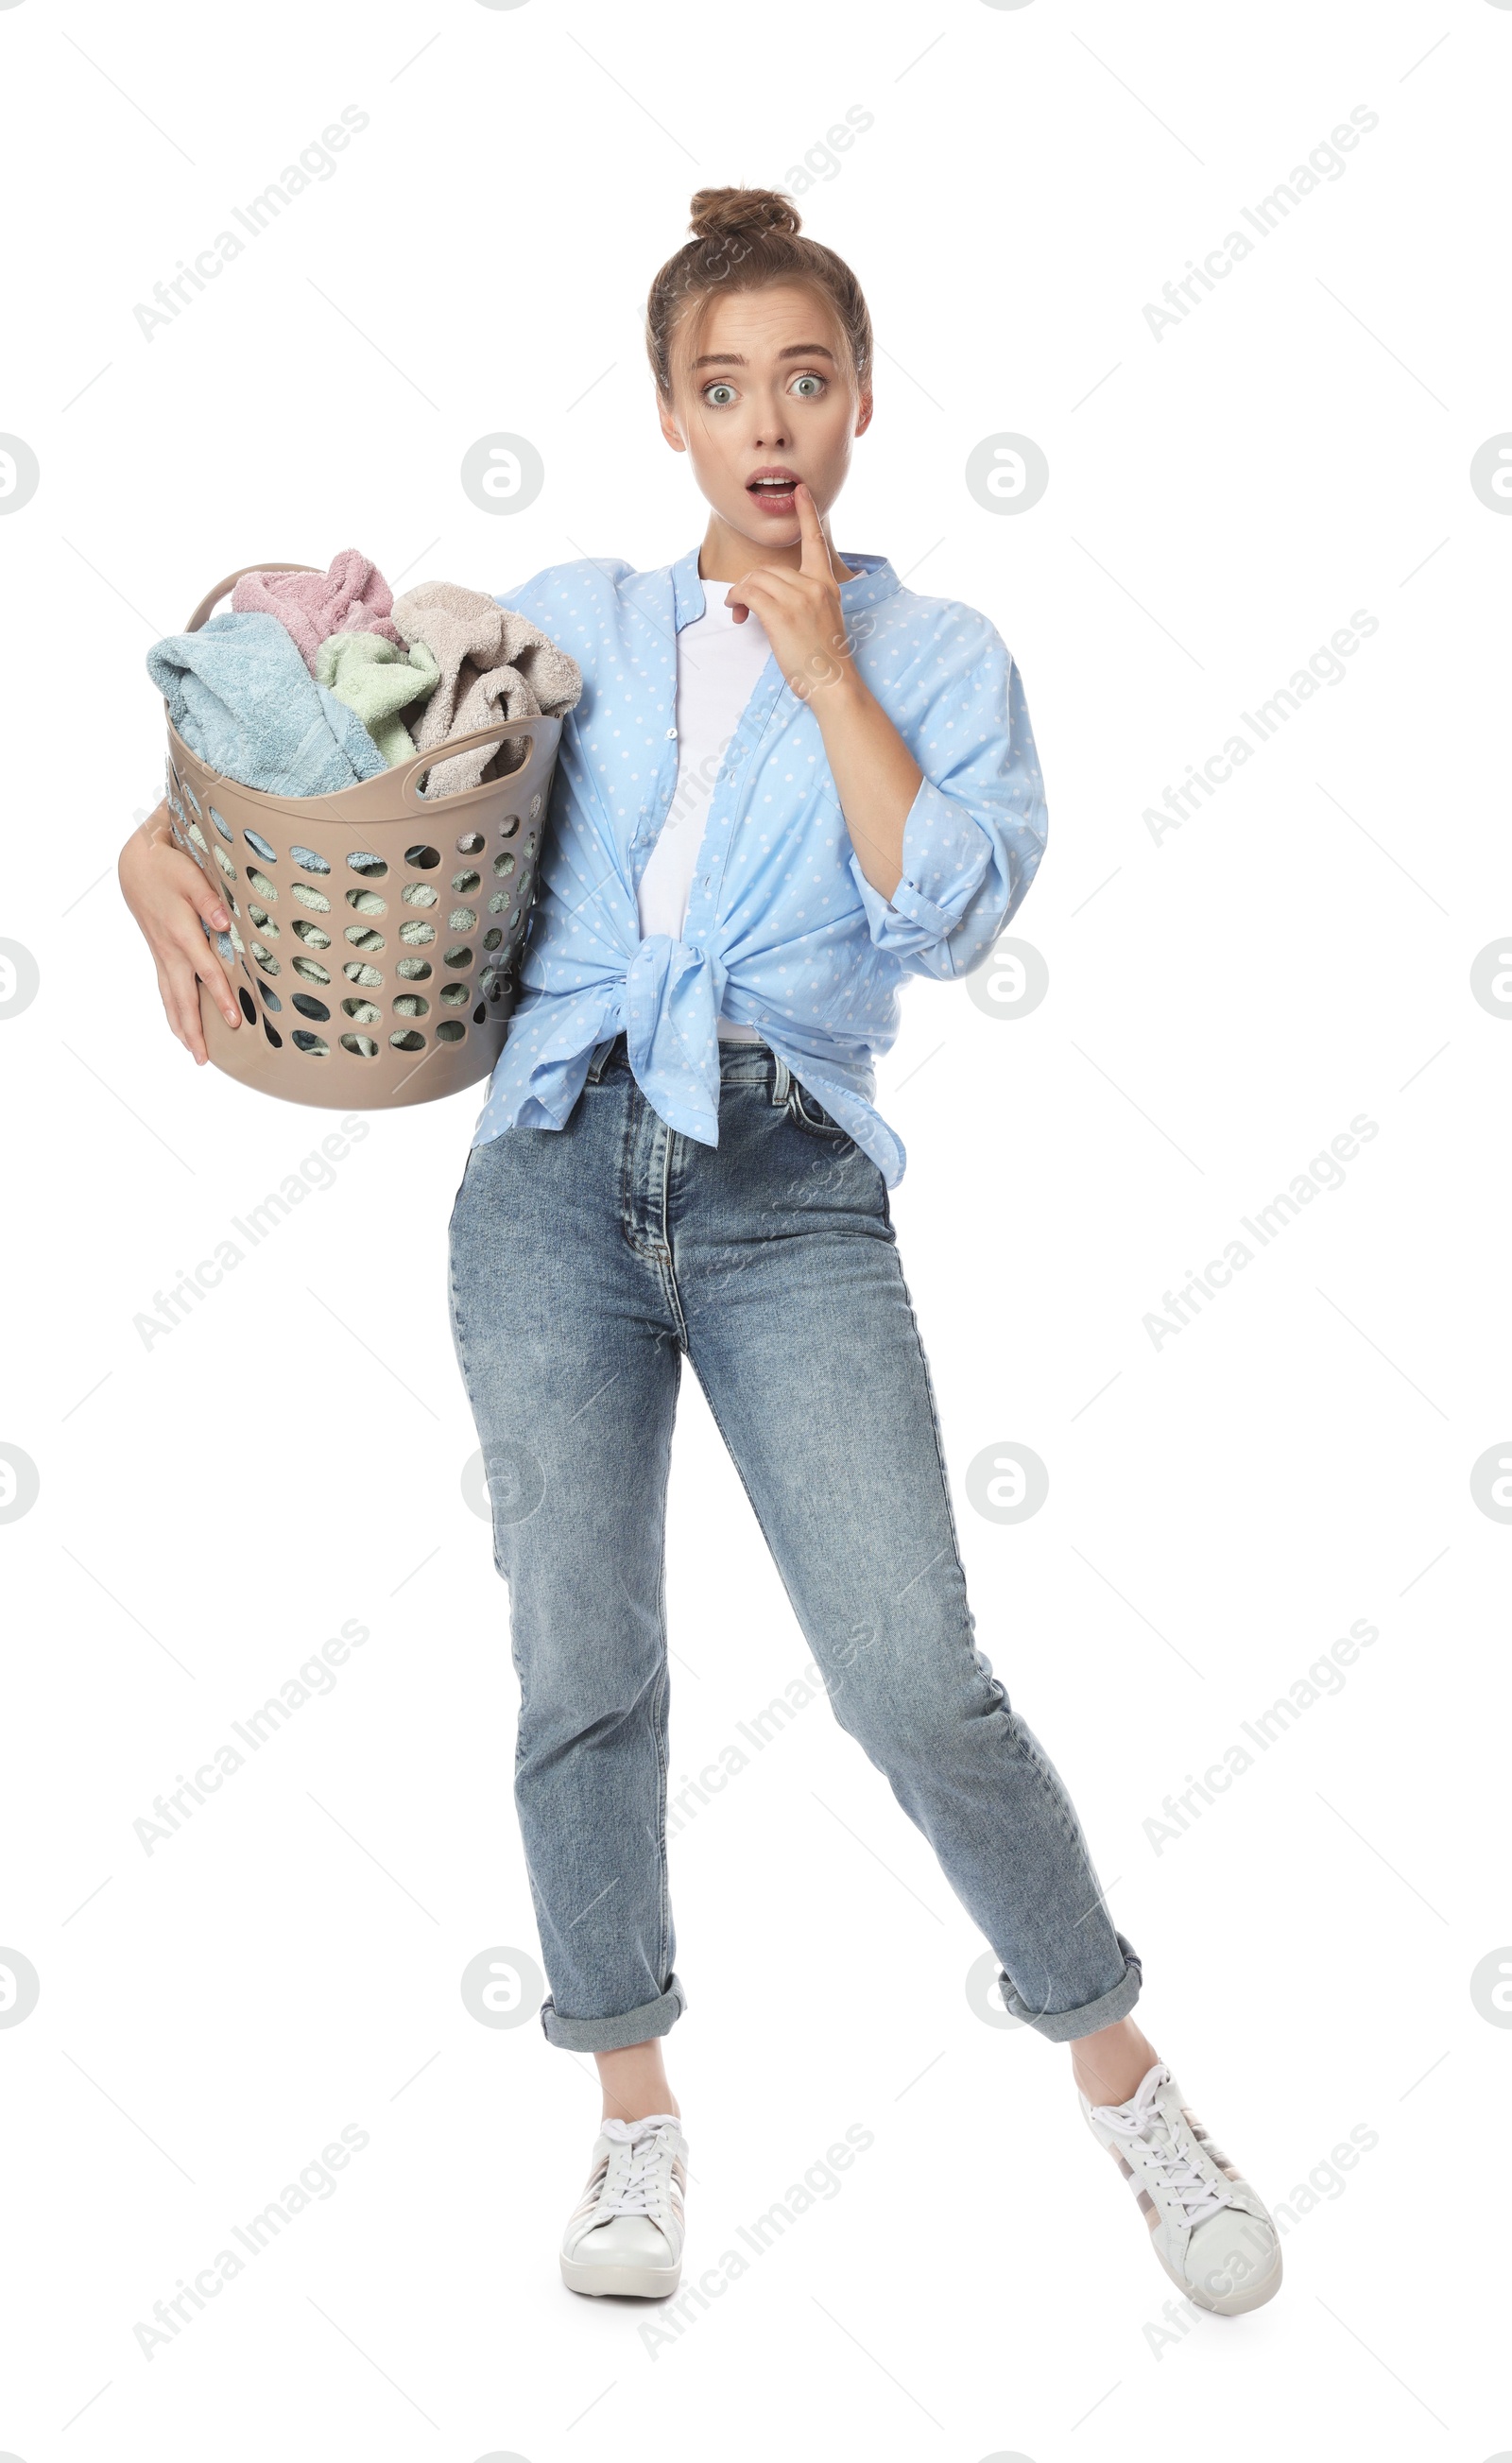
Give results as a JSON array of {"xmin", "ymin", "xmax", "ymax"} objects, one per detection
[{"xmin": 770, "ymin": 1050, "xmax": 791, "ymax": 1107}]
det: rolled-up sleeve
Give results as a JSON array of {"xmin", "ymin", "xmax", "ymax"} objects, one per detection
[{"xmin": 847, "ymin": 615, "xmax": 1049, "ymax": 981}]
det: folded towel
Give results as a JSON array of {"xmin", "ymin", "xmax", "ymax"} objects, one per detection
[
  {"xmin": 391, "ymin": 579, "xmax": 582, "ymax": 799},
  {"xmin": 232, "ymin": 548, "xmax": 403, "ymax": 673},
  {"xmin": 148, "ymin": 611, "xmax": 388, "ymax": 796},
  {"xmin": 315, "ymin": 631, "xmax": 441, "ymax": 766}
]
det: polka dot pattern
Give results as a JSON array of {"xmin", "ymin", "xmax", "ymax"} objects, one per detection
[{"xmin": 470, "ymin": 543, "xmax": 1048, "ymax": 1188}]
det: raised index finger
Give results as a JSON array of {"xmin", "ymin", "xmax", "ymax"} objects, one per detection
[{"xmin": 795, "ymin": 481, "xmax": 833, "ymax": 578}]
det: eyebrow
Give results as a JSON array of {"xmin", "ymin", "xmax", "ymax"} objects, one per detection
[{"xmin": 690, "ymin": 343, "xmax": 838, "ymax": 370}]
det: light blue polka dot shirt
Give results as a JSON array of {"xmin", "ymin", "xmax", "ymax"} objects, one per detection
[{"xmin": 472, "ymin": 543, "xmax": 1048, "ymax": 1187}]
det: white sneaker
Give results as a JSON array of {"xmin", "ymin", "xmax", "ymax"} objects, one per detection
[
  {"xmin": 1080, "ymin": 2061, "xmax": 1281, "ymax": 2316},
  {"xmin": 558, "ymin": 2112, "xmax": 687, "ymax": 2299}
]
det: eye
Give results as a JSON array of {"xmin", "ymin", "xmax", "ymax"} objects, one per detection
[
  {"xmin": 789, "ymin": 371, "xmax": 827, "ymax": 399},
  {"xmin": 703, "ymin": 381, "xmax": 737, "ymax": 407}
]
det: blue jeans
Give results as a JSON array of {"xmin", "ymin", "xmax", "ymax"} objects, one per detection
[{"xmin": 448, "ymin": 1032, "xmax": 1142, "ymax": 2052}]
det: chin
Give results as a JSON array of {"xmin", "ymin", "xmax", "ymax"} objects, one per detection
[{"xmin": 730, "ymin": 506, "xmax": 800, "ymax": 548}]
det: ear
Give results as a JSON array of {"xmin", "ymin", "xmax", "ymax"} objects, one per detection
[
  {"xmin": 853, "ymin": 388, "xmax": 875, "ymax": 440},
  {"xmin": 657, "ymin": 392, "xmax": 687, "ymax": 455}
]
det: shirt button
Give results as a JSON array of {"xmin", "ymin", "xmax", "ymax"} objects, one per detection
[{"xmin": 666, "ymin": 727, "xmax": 678, "ymax": 739}]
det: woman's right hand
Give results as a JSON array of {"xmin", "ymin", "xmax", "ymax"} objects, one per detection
[{"xmin": 118, "ymin": 801, "xmax": 243, "ymax": 1064}]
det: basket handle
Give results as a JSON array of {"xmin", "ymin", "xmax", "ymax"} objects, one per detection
[
  {"xmin": 184, "ymin": 562, "xmax": 325, "ymax": 634},
  {"xmin": 394, "ymin": 723, "xmax": 536, "ymax": 811}
]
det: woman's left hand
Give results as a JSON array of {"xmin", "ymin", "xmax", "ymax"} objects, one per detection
[
  {"xmin": 726, "ymin": 483, "xmax": 854, "ymax": 702},
  {"xmin": 729, "ymin": 482, "xmax": 922, "ymax": 900}
]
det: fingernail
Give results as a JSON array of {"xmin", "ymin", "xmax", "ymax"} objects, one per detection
[{"xmin": 212, "ymin": 908, "xmax": 229, "ymax": 927}]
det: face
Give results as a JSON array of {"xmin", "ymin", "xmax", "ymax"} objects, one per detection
[{"xmin": 659, "ymin": 279, "xmax": 872, "ymax": 551}]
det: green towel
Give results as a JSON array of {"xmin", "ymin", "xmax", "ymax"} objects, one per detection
[{"xmin": 315, "ymin": 631, "xmax": 440, "ymax": 766}]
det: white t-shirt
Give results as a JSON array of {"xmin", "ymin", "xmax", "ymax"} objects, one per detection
[{"xmin": 637, "ymin": 594, "xmax": 770, "ymax": 1041}]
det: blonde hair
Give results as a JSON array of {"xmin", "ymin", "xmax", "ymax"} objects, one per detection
[{"xmin": 645, "ymin": 185, "xmax": 873, "ymax": 399}]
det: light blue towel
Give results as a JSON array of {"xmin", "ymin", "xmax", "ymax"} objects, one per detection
[{"xmin": 147, "ymin": 610, "xmax": 387, "ymax": 796}]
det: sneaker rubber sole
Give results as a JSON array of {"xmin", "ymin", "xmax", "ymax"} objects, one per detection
[{"xmin": 560, "ymin": 2250, "xmax": 682, "ymax": 2299}]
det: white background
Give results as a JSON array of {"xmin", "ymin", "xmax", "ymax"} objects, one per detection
[{"xmin": 1, "ymin": 1, "xmax": 1508, "ymax": 2456}]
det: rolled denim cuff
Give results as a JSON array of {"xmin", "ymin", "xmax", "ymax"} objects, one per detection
[
  {"xmin": 999, "ymin": 1931, "xmax": 1143, "ymax": 2045},
  {"xmin": 539, "ymin": 1971, "xmax": 687, "ymax": 2052}
]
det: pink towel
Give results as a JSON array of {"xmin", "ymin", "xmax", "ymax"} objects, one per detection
[{"xmin": 232, "ymin": 549, "xmax": 402, "ymax": 674}]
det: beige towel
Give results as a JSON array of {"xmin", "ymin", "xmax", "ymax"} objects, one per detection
[{"xmin": 391, "ymin": 580, "xmax": 582, "ymax": 799}]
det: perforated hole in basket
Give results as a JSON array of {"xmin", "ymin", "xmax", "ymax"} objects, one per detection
[
  {"xmin": 245, "ymin": 830, "xmax": 277, "ymax": 863},
  {"xmin": 348, "ymin": 850, "xmax": 387, "ymax": 880},
  {"xmin": 247, "ymin": 868, "xmax": 277, "ymax": 903},
  {"xmin": 402, "ymin": 882, "xmax": 438, "ymax": 908},
  {"xmin": 347, "ymin": 888, "xmax": 386, "ymax": 917},
  {"xmin": 397, "ymin": 957, "xmax": 432, "ymax": 982},
  {"xmin": 293, "ymin": 920, "xmax": 331, "ymax": 950},
  {"xmin": 290, "ymin": 845, "xmax": 330, "ymax": 874},
  {"xmin": 345, "ymin": 927, "xmax": 385, "ymax": 954},
  {"xmin": 210, "ymin": 807, "xmax": 232, "ymax": 843},
  {"xmin": 291, "ymin": 884, "xmax": 331, "ymax": 913},
  {"xmin": 293, "ymin": 956, "xmax": 331, "ymax": 985},
  {"xmin": 342, "ymin": 997, "xmax": 380, "ymax": 1024},
  {"xmin": 293, "ymin": 1031, "xmax": 329, "ymax": 1057},
  {"xmin": 389, "ymin": 1029, "xmax": 425, "ymax": 1053},
  {"xmin": 455, "ymin": 831, "xmax": 485, "ymax": 855},
  {"xmin": 393, "ymin": 994, "xmax": 429, "ymax": 1019},
  {"xmin": 340, "ymin": 1033, "xmax": 380, "ymax": 1059},
  {"xmin": 437, "ymin": 1020, "xmax": 466, "ymax": 1043},
  {"xmin": 405, "ymin": 844, "xmax": 440, "ymax": 870},
  {"xmin": 452, "ymin": 870, "xmax": 481, "ymax": 895},
  {"xmin": 344, "ymin": 960, "xmax": 383, "ymax": 989},
  {"xmin": 292, "ymin": 993, "xmax": 331, "ymax": 1022}
]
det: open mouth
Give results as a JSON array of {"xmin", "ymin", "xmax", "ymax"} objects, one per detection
[{"xmin": 747, "ymin": 469, "xmax": 799, "ymax": 505}]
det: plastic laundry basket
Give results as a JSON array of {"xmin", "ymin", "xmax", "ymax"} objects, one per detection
[{"xmin": 161, "ymin": 561, "xmax": 561, "ymax": 1111}]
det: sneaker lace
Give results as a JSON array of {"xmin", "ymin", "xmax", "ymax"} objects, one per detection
[
  {"xmin": 1091, "ymin": 2064, "xmax": 1227, "ymax": 2228},
  {"xmin": 593, "ymin": 2114, "xmax": 681, "ymax": 2219}
]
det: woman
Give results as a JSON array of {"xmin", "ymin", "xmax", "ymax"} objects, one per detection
[{"xmin": 120, "ymin": 187, "xmax": 1281, "ymax": 2320}]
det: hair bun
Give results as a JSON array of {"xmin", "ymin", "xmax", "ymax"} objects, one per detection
[{"xmin": 688, "ymin": 186, "xmax": 801, "ymax": 244}]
